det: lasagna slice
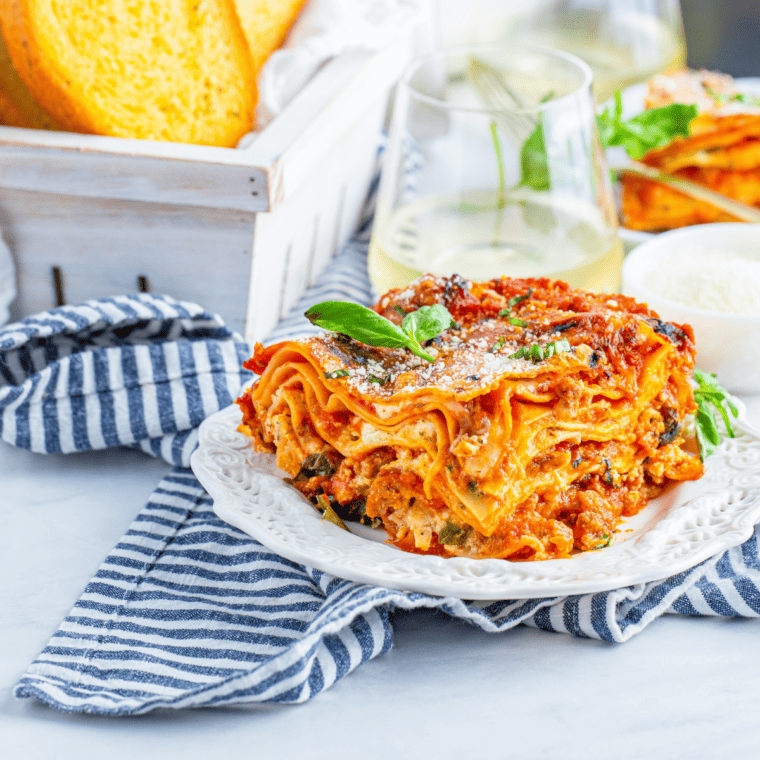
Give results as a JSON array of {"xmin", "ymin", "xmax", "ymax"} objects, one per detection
[
  {"xmin": 237, "ymin": 275, "xmax": 703, "ymax": 561},
  {"xmin": 621, "ymin": 69, "xmax": 760, "ymax": 230}
]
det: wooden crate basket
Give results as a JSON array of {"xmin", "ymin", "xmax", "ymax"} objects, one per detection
[{"xmin": 0, "ymin": 40, "xmax": 413, "ymax": 342}]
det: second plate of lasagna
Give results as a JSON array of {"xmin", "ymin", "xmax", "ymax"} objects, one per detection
[{"xmin": 192, "ymin": 275, "xmax": 760, "ymax": 599}]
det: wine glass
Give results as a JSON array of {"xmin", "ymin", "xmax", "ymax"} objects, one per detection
[
  {"xmin": 436, "ymin": 0, "xmax": 686, "ymax": 103},
  {"xmin": 368, "ymin": 44, "xmax": 623, "ymax": 295}
]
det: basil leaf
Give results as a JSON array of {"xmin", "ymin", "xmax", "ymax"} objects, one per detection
[
  {"xmin": 519, "ymin": 92, "xmax": 698, "ymax": 189},
  {"xmin": 306, "ymin": 301, "xmax": 410, "ymax": 349},
  {"xmin": 519, "ymin": 121, "xmax": 550, "ymax": 191},
  {"xmin": 692, "ymin": 368, "xmax": 739, "ymax": 461},
  {"xmin": 597, "ymin": 93, "xmax": 698, "ymax": 159},
  {"xmin": 305, "ymin": 300, "xmax": 455, "ymax": 363},
  {"xmin": 401, "ymin": 304, "xmax": 455, "ymax": 344}
]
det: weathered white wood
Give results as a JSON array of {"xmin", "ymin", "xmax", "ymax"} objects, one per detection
[
  {"xmin": 245, "ymin": 96, "xmax": 384, "ymax": 342},
  {"xmin": 1, "ymin": 189, "xmax": 256, "ymax": 335},
  {"xmin": 246, "ymin": 42, "xmax": 411, "ymax": 204},
  {"xmin": 0, "ymin": 147, "xmax": 270, "ymax": 212}
]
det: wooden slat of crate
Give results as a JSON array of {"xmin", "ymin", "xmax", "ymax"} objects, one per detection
[{"xmin": 0, "ymin": 190, "xmax": 256, "ymax": 335}]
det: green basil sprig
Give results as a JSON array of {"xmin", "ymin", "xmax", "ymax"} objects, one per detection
[
  {"xmin": 692, "ymin": 368, "xmax": 739, "ymax": 461},
  {"xmin": 597, "ymin": 92, "xmax": 698, "ymax": 160},
  {"xmin": 305, "ymin": 301, "xmax": 454, "ymax": 363},
  {"xmin": 520, "ymin": 93, "xmax": 699, "ymax": 190}
]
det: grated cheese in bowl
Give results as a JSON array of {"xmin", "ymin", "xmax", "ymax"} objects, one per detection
[
  {"xmin": 644, "ymin": 249, "xmax": 760, "ymax": 315},
  {"xmin": 621, "ymin": 224, "xmax": 760, "ymax": 392}
]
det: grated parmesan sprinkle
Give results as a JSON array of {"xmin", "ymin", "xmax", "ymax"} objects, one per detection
[{"xmin": 644, "ymin": 249, "xmax": 760, "ymax": 315}]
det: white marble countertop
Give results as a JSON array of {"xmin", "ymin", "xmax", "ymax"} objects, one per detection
[{"xmin": 3, "ymin": 396, "xmax": 760, "ymax": 760}]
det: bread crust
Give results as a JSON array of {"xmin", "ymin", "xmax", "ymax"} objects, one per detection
[
  {"xmin": 0, "ymin": 0, "xmax": 258, "ymax": 146},
  {"xmin": 233, "ymin": 0, "xmax": 308, "ymax": 71},
  {"xmin": 0, "ymin": 23, "xmax": 63, "ymax": 130}
]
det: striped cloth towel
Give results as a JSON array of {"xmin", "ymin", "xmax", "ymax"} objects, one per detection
[{"xmin": 5, "ymin": 220, "xmax": 760, "ymax": 715}]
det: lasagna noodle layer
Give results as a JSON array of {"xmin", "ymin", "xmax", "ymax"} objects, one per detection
[{"xmin": 238, "ymin": 275, "xmax": 703, "ymax": 561}]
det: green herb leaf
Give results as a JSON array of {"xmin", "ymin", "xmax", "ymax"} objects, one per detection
[
  {"xmin": 507, "ymin": 288, "xmax": 533, "ymax": 309},
  {"xmin": 519, "ymin": 93, "xmax": 699, "ymax": 190},
  {"xmin": 594, "ymin": 534, "xmax": 613, "ymax": 549},
  {"xmin": 307, "ymin": 301, "xmax": 410, "ymax": 348},
  {"xmin": 498, "ymin": 288, "xmax": 532, "ymax": 323},
  {"xmin": 438, "ymin": 520, "xmax": 469, "ymax": 546},
  {"xmin": 518, "ymin": 121, "xmax": 550, "ymax": 191},
  {"xmin": 597, "ymin": 92, "xmax": 698, "ymax": 159},
  {"xmin": 316, "ymin": 495, "xmax": 350, "ymax": 532},
  {"xmin": 490, "ymin": 336, "xmax": 507, "ymax": 353},
  {"xmin": 324, "ymin": 369, "xmax": 350, "ymax": 380},
  {"xmin": 305, "ymin": 300, "xmax": 454, "ymax": 363},
  {"xmin": 401, "ymin": 304, "xmax": 455, "ymax": 345},
  {"xmin": 692, "ymin": 369, "xmax": 739, "ymax": 461}
]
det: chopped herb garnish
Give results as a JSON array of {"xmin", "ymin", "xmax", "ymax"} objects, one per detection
[
  {"xmin": 293, "ymin": 452, "xmax": 339, "ymax": 482},
  {"xmin": 657, "ymin": 408, "xmax": 682, "ymax": 448},
  {"xmin": 324, "ymin": 369, "xmax": 350, "ymax": 379},
  {"xmin": 692, "ymin": 369, "xmax": 739, "ymax": 461},
  {"xmin": 602, "ymin": 458, "xmax": 618, "ymax": 487},
  {"xmin": 594, "ymin": 534, "xmax": 613, "ymax": 549},
  {"xmin": 490, "ymin": 336, "xmax": 507, "ymax": 353},
  {"xmin": 367, "ymin": 375, "xmax": 387, "ymax": 385},
  {"xmin": 499, "ymin": 288, "xmax": 533, "ymax": 318},
  {"xmin": 498, "ymin": 288, "xmax": 532, "ymax": 328},
  {"xmin": 438, "ymin": 521, "xmax": 469, "ymax": 546},
  {"xmin": 306, "ymin": 301, "xmax": 455, "ymax": 363},
  {"xmin": 509, "ymin": 338, "xmax": 572, "ymax": 363}
]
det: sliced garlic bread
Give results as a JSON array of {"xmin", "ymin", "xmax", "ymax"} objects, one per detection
[
  {"xmin": 0, "ymin": 0, "xmax": 257, "ymax": 146},
  {"xmin": 233, "ymin": 0, "xmax": 308, "ymax": 71}
]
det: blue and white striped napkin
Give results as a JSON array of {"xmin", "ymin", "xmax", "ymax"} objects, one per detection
[{"xmin": 5, "ymin": 219, "xmax": 760, "ymax": 715}]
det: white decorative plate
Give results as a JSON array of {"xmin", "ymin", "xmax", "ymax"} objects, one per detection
[{"xmin": 191, "ymin": 403, "xmax": 760, "ymax": 600}]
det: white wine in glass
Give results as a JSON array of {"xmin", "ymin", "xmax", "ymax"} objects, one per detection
[{"xmin": 368, "ymin": 45, "xmax": 623, "ymax": 295}]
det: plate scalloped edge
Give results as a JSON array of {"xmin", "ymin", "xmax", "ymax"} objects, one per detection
[{"xmin": 191, "ymin": 401, "xmax": 760, "ymax": 600}]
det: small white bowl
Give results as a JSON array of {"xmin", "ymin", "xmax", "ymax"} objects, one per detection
[{"xmin": 621, "ymin": 224, "xmax": 760, "ymax": 394}]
